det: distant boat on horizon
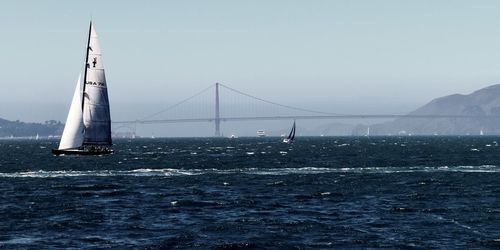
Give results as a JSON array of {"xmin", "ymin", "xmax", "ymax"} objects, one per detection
[
  {"xmin": 282, "ymin": 121, "xmax": 296, "ymax": 144},
  {"xmin": 52, "ymin": 21, "xmax": 113, "ymax": 156},
  {"xmin": 257, "ymin": 130, "xmax": 266, "ymax": 137}
]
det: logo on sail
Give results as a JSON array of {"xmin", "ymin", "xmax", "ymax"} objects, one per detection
[{"xmin": 86, "ymin": 81, "xmax": 106, "ymax": 87}]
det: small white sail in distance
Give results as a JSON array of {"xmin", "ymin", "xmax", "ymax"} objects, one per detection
[{"xmin": 58, "ymin": 74, "xmax": 84, "ymax": 150}]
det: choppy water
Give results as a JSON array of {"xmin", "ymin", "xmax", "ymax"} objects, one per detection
[{"xmin": 1, "ymin": 137, "xmax": 499, "ymax": 249}]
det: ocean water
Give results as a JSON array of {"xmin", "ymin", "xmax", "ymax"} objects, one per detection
[{"xmin": 0, "ymin": 136, "xmax": 499, "ymax": 249}]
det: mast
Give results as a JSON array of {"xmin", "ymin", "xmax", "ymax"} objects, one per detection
[{"xmin": 81, "ymin": 21, "xmax": 92, "ymax": 111}]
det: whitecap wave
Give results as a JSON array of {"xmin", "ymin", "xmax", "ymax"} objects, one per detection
[{"xmin": 0, "ymin": 165, "xmax": 499, "ymax": 178}]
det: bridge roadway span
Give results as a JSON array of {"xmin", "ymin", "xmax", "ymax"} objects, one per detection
[{"xmin": 113, "ymin": 115, "xmax": 500, "ymax": 125}]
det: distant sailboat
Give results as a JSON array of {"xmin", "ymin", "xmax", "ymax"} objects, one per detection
[
  {"xmin": 282, "ymin": 121, "xmax": 296, "ymax": 143},
  {"xmin": 257, "ymin": 130, "xmax": 266, "ymax": 137},
  {"xmin": 52, "ymin": 22, "xmax": 113, "ymax": 155}
]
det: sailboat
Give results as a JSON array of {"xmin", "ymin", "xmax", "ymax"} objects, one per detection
[
  {"xmin": 52, "ymin": 22, "xmax": 113, "ymax": 155},
  {"xmin": 282, "ymin": 121, "xmax": 296, "ymax": 143}
]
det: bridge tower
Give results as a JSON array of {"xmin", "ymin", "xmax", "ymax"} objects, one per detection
[{"xmin": 215, "ymin": 82, "xmax": 221, "ymax": 136}]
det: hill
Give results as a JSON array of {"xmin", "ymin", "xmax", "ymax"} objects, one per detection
[
  {"xmin": 354, "ymin": 84, "xmax": 500, "ymax": 135},
  {"xmin": 0, "ymin": 118, "xmax": 63, "ymax": 138}
]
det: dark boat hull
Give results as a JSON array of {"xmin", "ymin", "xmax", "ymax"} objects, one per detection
[{"xmin": 52, "ymin": 148, "xmax": 114, "ymax": 156}]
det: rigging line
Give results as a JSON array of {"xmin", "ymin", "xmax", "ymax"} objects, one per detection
[
  {"xmin": 138, "ymin": 84, "xmax": 215, "ymax": 121},
  {"xmin": 218, "ymin": 83, "xmax": 347, "ymax": 116}
]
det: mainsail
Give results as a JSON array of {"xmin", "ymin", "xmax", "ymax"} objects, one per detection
[
  {"xmin": 288, "ymin": 121, "xmax": 296, "ymax": 141},
  {"xmin": 58, "ymin": 74, "xmax": 84, "ymax": 150},
  {"xmin": 82, "ymin": 23, "xmax": 112, "ymax": 145},
  {"xmin": 283, "ymin": 121, "xmax": 296, "ymax": 143}
]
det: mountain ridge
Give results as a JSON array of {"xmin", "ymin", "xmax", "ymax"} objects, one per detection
[
  {"xmin": 0, "ymin": 118, "xmax": 63, "ymax": 138},
  {"xmin": 354, "ymin": 84, "xmax": 500, "ymax": 135}
]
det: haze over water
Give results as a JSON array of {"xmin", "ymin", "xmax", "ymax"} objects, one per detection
[{"xmin": 2, "ymin": 1, "xmax": 500, "ymax": 131}]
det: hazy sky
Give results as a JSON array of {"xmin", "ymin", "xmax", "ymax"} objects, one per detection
[{"xmin": 2, "ymin": 0, "xmax": 500, "ymax": 123}]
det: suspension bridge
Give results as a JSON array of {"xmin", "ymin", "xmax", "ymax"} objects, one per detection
[{"xmin": 111, "ymin": 83, "xmax": 500, "ymax": 137}]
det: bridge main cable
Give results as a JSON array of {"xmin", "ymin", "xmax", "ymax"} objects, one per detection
[
  {"xmin": 218, "ymin": 83, "xmax": 346, "ymax": 116},
  {"xmin": 137, "ymin": 84, "xmax": 215, "ymax": 121}
]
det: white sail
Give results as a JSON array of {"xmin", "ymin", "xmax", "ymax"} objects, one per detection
[
  {"xmin": 58, "ymin": 74, "xmax": 84, "ymax": 150},
  {"xmin": 82, "ymin": 23, "xmax": 112, "ymax": 145}
]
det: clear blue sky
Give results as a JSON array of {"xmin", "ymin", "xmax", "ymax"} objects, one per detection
[{"xmin": 1, "ymin": 0, "xmax": 500, "ymax": 122}]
